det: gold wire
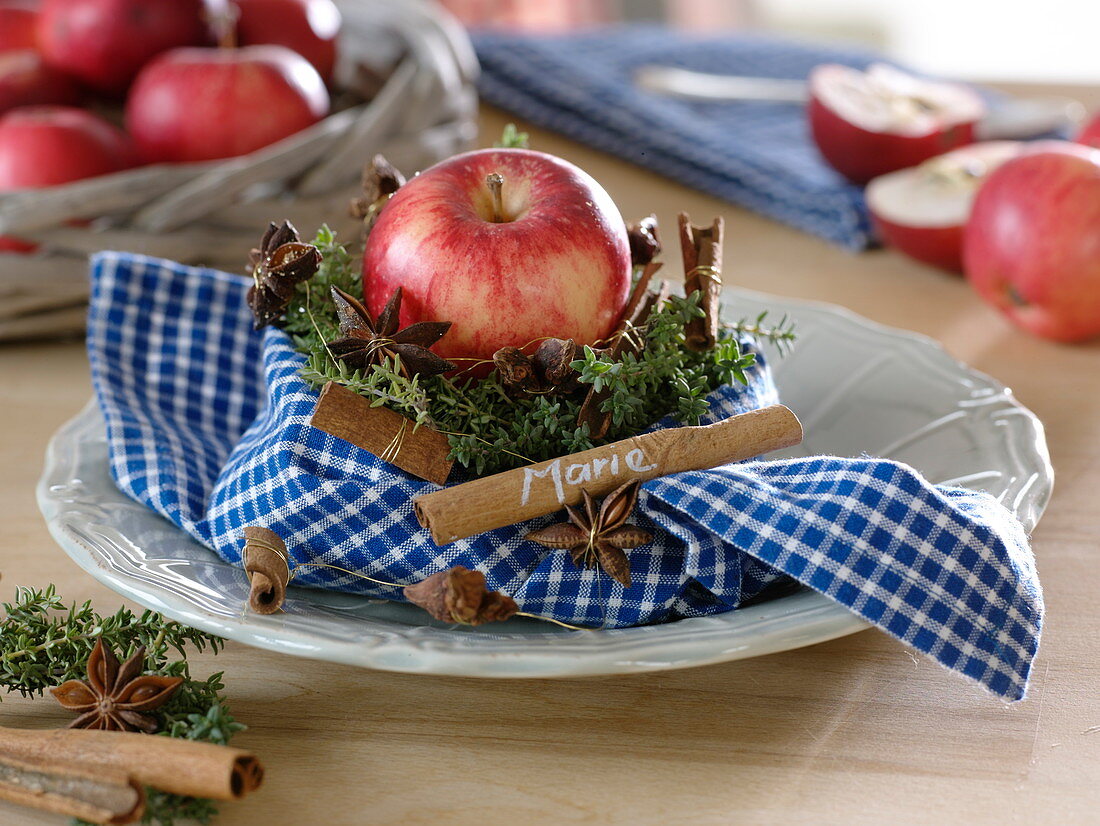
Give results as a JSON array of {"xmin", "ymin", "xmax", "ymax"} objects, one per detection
[
  {"xmin": 243, "ymin": 536, "xmax": 596, "ymax": 631},
  {"xmin": 685, "ymin": 265, "xmax": 721, "ymax": 287},
  {"xmin": 379, "ymin": 417, "xmax": 408, "ymax": 463}
]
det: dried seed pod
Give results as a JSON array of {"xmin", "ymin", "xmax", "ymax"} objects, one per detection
[
  {"xmin": 627, "ymin": 214, "xmax": 661, "ymax": 266},
  {"xmin": 494, "ymin": 338, "xmax": 579, "ymax": 396},
  {"xmin": 403, "ymin": 566, "xmax": 518, "ymax": 626}
]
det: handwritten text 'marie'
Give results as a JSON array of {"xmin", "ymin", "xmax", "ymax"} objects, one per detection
[{"xmin": 520, "ymin": 448, "xmax": 658, "ymax": 506}]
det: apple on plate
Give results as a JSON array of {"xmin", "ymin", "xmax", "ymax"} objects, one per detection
[
  {"xmin": 865, "ymin": 141, "xmax": 1022, "ymax": 273},
  {"xmin": 0, "ymin": 50, "xmax": 81, "ymax": 114},
  {"xmin": 125, "ymin": 45, "xmax": 329, "ymax": 163},
  {"xmin": 809, "ymin": 63, "xmax": 985, "ymax": 185},
  {"xmin": 963, "ymin": 141, "xmax": 1100, "ymax": 343},
  {"xmin": 363, "ymin": 148, "xmax": 633, "ymax": 368},
  {"xmin": 234, "ymin": 0, "xmax": 341, "ymax": 82},
  {"xmin": 37, "ymin": 0, "xmax": 223, "ymax": 94},
  {"xmin": 1078, "ymin": 112, "xmax": 1100, "ymax": 149}
]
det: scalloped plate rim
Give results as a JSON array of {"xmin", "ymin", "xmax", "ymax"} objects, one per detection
[{"xmin": 35, "ymin": 289, "xmax": 1052, "ymax": 678}]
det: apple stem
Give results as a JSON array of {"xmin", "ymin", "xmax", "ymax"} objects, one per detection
[
  {"xmin": 486, "ymin": 173, "xmax": 505, "ymax": 223},
  {"xmin": 211, "ymin": 3, "xmax": 240, "ymax": 50}
]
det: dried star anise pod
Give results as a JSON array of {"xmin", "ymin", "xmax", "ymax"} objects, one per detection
[
  {"xmin": 493, "ymin": 337, "xmax": 579, "ymax": 396},
  {"xmin": 627, "ymin": 214, "xmax": 661, "ymax": 266},
  {"xmin": 328, "ymin": 286, "xmax": 455, "ymax": 378},
  {"xmin": 525, "ymin": 480, "xmax": 652, "ymax": 588},
  {"xmin": 247, "ymin": 220, "xmax": 322, "ymax": 329},
  {"xmin": 50, "ymin": 639, "xmax": 183, "ymax": 733},
  {"xmin": 403, "ymin": 565, "xmax": 518, "ymax": 626},
  {"xmin": 350, "ymin": 154, "xmax": 406, "ymax": 235}
]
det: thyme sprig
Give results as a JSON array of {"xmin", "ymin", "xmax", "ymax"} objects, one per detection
[
  {"xmin": 724, "ymin": 310, "xmax": 798, "ymax": 355},
  {"xmin": 0, "ymin": 585, "xmax": 242, "ymax": 826}
]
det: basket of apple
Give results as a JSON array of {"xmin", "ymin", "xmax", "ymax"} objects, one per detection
[
  {"xmin": 0, "ymin": 0, "xmax": 477, "ymax": 340},
  {"xmin": 809, "ymin": 63, "xmax": 1100, "ymax": 343}
]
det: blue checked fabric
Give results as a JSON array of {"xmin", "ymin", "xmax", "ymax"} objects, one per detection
[
  {"xmin": 473, "ymin": 26, "xmax": 881, "ymax": 249},
  {"xmin": 87, "ymin": 252, "xmax": 1043, "ymax": 700}
]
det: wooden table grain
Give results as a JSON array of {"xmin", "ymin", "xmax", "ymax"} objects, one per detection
[{"xmin": 1, "ymin": 106, "xmax": 1099, "ymax": 825}]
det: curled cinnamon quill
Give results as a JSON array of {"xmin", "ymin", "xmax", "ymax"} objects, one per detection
[{"xmin": 242, "ymin": 526, "xmax": 289, "ymax": 614}]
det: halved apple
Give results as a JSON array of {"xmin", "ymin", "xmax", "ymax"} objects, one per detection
[
  {"xmin": 865, "ymin": 141, "xmax": 1023, "ymax": 273},
  {"xmin": 809, "ymin": 63, "xmax": 986, "ymax": 185}
]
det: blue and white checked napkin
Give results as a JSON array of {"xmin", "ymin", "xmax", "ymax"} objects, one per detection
[
  {"xmin": 87, "ymin": 252, "xmax": 1043, "ymax": 700},
  {"xmin": 474, "ymin": 26, "xmax": 882, "ymax": 249}
]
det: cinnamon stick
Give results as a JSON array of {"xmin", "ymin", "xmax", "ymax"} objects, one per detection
[
  {"xmin": 415, "ymin": 403, "xmax": 802, "ymax": 545},
  {"xmin": 0, "ymin": 727, "xmax": 263, "ymax": 802},
  {"xmin": 0, "ymin": 751, "xmax": 143, "ymax": 824},
  {"xmin": 311, "ymin": 381, "xmax": 454, "ymax": 485},
  {"xmin": 242, "ymin": 525, "xmax": 289, "ymax": 614},
  {"xmin": 678, "ymin": 212, "xmax": 723, "ymax": 351}
]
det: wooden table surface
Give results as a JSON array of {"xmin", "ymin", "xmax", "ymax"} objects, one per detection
[{"xmin": 2, "ymin": 106, "xmax": 1099, "ymax": 825}]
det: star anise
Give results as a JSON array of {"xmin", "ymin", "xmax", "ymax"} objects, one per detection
[
  {"xmin": 403, "ymin": 565, "xmax": 518, "ymax": 626},
  {"xmin": 493, "ymin": 337, "xmax": 579, "ymax": 396},
  {"xmin": 627, "ymin": 213, "xmax": 662, "ymax": 266},
  {"xmin": 327, "ymin": 286, "xmax": 455, "ymax": 378},
  {"xmin": 50, "ymin": 639, "xmax": 183, "ymax": 733},
  {"xmin": 525, "ymin": 480, "xmax": 652, "ymax": 587},
  {"xmin": 246, "ymin": 220, "xmax": 322, "ymax": 329}
]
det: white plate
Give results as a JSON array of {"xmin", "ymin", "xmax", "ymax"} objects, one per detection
[{"xmin": 37, "ymin": 289, "xmax": 1052, "ymax": 677}]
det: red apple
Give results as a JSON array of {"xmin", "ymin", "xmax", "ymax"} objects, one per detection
[
  {"xmin": 125, "ymin": 45, "xmax": 329, "ymax": 163},
  {"xmin": 866, "ymin": 141, "xmax": 1022, "ymax": 273},
  {"xmin": 234, "ymin": 0, "xmax": 340, "ymax": 82},
  {"xmin": 1078, "ymin": 112, "xmax": 1100, "ymax": 149},
  {"xmin": 963, "ymin": 142, "xmax": 1100, "ymax": 342},
  {"xmin": 0, "ymin": 105, "xmax": 132, "ymax": 189},
  {"xmin": 0, "ymin": 50, "xmax": 81, "ymax": 114},
  {"xmin": 0, "ymin": 105, "xmax": 133, "ymax": 251},
  {"xmin": 0, "ymin": 2, "xmax": 38, "ymax": 53},
  {"xmin": 809, "ymin": 63, "xmax": 985, "ymax": 185},
  {"xmin": 363, "ymin": 148, "xmax": 633, "ymax": 367},
  {"xmin": 37, "ymin": 0, "xmax": 221, "ymax": 94}
]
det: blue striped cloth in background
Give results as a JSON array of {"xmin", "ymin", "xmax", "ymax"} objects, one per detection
[
  {"xmin": 474, "ymin": 26, "xmax": 886, "ymax": 249},
  {"xmin": 87, "ymin": 252, "xmax": 1043, "ymax": 700}
]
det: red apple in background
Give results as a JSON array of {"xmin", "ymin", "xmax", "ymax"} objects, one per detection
[
  {"xmin": 125, "ymin": 45, "xmax": 329, "ymax": 163},
  {"xmin": 0, "ymin": 105, "xmax": 132, "ymax": 188},
  {"xmin": 0, "ymin": 50, "xmax": 80, "ymax": 113},
  {"xmin": 809, "ymin": 63, "xmax": 985, "ymax": 185},
  {"xmin": 0, "ymin": 106, "xmax": 133, "ymax": 251},
  {"xmin": 0, "ymin": 2, "xmax": 38, "ymax": 53},
  {"xmin": 1078, "ymin": 112, "xmax": 1100, "ymax": 149},
  {"xmin": 963, "ymin": 142, "xmax": 1100, "ymax": 343},
  {"xmin": 37, "ymin": 0, "xmax": 220, "ymax": 94},
  {"xmin": 234, "ymin": 0, "xmax": 340, "ymax": 82},
  {"xmin": 364, "ymin": 148, "xmax": 632, "ymax": 367},
  {"xmin": 866, "ymin": 141, "xmax": 1022, "ymax": 273}
]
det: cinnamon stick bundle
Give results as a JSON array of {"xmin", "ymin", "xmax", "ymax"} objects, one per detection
[
  {"xmin": 0, "ymin": 727, "xmax": 263, "ymax": 803},
  {"xmin": 415, "ymin": 403, "xmax": 802, "ymax": 545},
  {"xmin": 678, "ymin": 212, "xmax": 724, "ymax": 351},
  {"xmin": 311, "ymin": 381, "xmax": 454, "ymax": 485},
  {"xmin": 0, "ymin": 751, "xmax": 144, "ymax": 825}
]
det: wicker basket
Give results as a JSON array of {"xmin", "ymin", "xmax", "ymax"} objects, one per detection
[{"xmin": 0, "ymin": 0, "xmax": 478, "ymax": 341}]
